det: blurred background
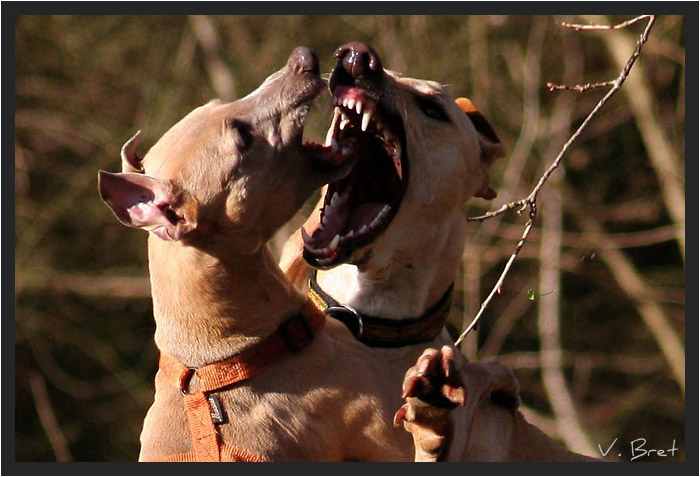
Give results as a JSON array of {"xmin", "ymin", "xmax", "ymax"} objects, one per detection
[{"xmin": 14, "ymin": 15, "xmax": 685, "ymax": 462}]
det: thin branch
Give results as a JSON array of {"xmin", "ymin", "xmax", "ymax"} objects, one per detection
[
  {"xmin": 581, "ymin": 14, "xmax": 685, "ymax": 261},
  {"xmin": 546, "ymin": 80, "xmax": 615, "ymax": 93},
  {"xmin": 562, "ymin": 15, "xmax": 653, "ymax": 31},
  {"xmin": 28, "ymin": 372, "xmax": 73, "ymax": 462},
  {"xmin": 467, "ymin": 15, "xmax": 655, "ymax": 224},
  {"xmin": 455, "ymin": 15, "xmax": 657, "ymax": 342},
  {"xmin": 455, "ymin": 213, "xmax": 535, "ymax": 346}
]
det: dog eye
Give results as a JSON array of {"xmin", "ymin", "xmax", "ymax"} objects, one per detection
[
  {"xmin": 417, "ymin": 98, "xmax": 449, "ymax": 122},
  {"xmin": 226, "ymin": 119, "xmax": 254, "ymax": 152}
]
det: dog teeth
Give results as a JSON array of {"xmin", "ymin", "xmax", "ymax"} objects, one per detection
[
  {"xmin": 358, "ymin": 225, "xmax": 369, "ymax": 235},
  {"xmin": 361, "ymin": 110, "xmax": 372, "ymax": 132},
  {"xmin": 329, "ymin": 235, "xmax": 340, "ymax": 252},
  {"xmin": 301, "ymin": 227, "xmax": 312, "ymax": 243},
  {"xmin": 371, "ymin": 205, "xmax": 391, "ymax": 228},
  {"xmin": 330, "ymin": 191, "xmax": 340, "ymax": 208},
  {"xmin": 347, "ymin": 98, "xmax": 356, "ymax": 111},
  {"xmin": 340, "ymin": 116, "xmax": 350, "ymax": 130},
  {"xmin": 355, "ymin": 100, "xmax": 363, "ymax": 115},
  {"xmin": 325, "ymin": 107, "xmax": 342, "ymax": 146}
]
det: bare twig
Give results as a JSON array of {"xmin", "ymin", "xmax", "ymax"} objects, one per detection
[
  {"xmin": 28, "ymin": 372, "xmax": 73, "ymax": 462},
  {"xmin": 563, "ymin": 15, "xmax": 653, "ymax": 31},
  {"xmin": 546, "ymin": 80, "xmax": 615, "ymax": 93},
  {"xmin": 455, "ymin": 213, "xmax": 535, "ymax": 346},
  {"xmin": 455, "ymin": 15, "xmax": 657, "ymax": 342},
  {"xmin": 581, "ymin": 14, "xmax": 685, "ymax": 261},
  {"xmin": 467, "ymin": 15, "xmax": 655, "ymax": 224}
]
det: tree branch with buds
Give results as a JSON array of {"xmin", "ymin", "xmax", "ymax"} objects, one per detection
[{"xmin": 455, "ymin": 15, "xmax": 657, "ymax": 346}]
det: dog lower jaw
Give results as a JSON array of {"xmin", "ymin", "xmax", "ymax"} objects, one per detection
[{"xmin": 314, "ymin": 212, "xmax": 467, "ymax": 319}]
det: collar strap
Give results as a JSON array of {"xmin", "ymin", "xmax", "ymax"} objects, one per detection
[
  {"xmin": 155, "ymin": 301, "xmax": 325, "ymax": 462},
  {"xmin": 159, "ymin": 300, "xmax": 326, "ymax": 395},
  {"xmin": 308, "ymin": 272, "xmax": 453, "ymax": 348}
]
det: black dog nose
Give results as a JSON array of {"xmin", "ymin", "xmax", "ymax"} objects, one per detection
[
  {"xmin": 334, "ymin": 41, "xmax": 383, "ymax": 79},
  {"xmin": 289, "ymin": 46, "xmax": 319, "ymax": 75}
]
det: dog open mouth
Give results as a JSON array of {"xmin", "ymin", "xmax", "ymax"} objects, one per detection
[{"xmin": 303, "ymin": 84, "xmax": 408, "ymax": 268}]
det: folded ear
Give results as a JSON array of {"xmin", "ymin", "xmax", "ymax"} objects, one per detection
[
  {"xmin": 97, "ymin": 171, "xmax": 198, "ymax": 241},
  {"xmin": 456, "ymin": 98, "xmax": 506, "ymax": 200},
  {"xmin": 121, "ymin": 130, "xmax": 144, "ymax": 173}
]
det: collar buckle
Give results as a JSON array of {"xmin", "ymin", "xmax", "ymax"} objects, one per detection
[
  {"xmin": 279, "ymin": 313, "xmax": 315, "ymax": 352},
  {"xmin": 325, "ymin": 304, "xmax": 364, "ymax": 339}
]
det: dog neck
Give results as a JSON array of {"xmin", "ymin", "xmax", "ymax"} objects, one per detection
[
  {"xmin": 148, "ymin": 237, "xmax": 306, "ymax": 368},
  {"xmin": 316, "ymin": 213, "xmax": 465, "ymax": 319}
]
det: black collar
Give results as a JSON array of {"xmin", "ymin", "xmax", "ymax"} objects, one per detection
[{"xmin": 307, "ymin": 271, "xmax": 453, "ymax": 348}]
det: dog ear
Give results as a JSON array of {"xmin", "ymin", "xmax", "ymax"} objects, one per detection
[
  {"xmin": 455, "ymin": 98, "xmax": 506, "ymax": 200},
  {"xmin": 121, "ymin": 130, "xmax": 145, "ymax": 173},
  {"xmin": 97, "ymin": 170, "xmax": 199, "ymax": 241}
]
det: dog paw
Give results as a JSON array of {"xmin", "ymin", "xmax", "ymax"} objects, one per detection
[{"xmin": 393, "ymin": 346, "xmax": 465, "ymax": 461}]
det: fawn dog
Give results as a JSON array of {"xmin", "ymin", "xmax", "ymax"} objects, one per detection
[
  {"xmin": 280, "ymin": 42, "xmax": 597, "ymax": 462},
  {"xmin": 98, "ymin": 47, "xmax": 426, "ymax": 462}
]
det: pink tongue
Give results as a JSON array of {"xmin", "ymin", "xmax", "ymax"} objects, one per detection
[{"xmin": 348, "ymin": 203, "xmax": 385, "ymax": 231}]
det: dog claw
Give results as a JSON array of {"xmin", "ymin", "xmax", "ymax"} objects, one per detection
[
  {"xmin": 393, "ymin": 403, "xmax": 408, "ymax": 427},
  {"xmin": 396, "ymin": 346, "xmax": 467, "ymax": 461}
]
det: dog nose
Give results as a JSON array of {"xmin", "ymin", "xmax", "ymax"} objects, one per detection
[
  {"xmin": 289, "ymin": 46, "xmax": 319, "ymax": 75},
  {"xmin": 334, "ymin": 41, "xmax": 383, "ymax": 79}
]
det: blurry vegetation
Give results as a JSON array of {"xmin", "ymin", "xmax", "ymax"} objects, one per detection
[{"xmin": 14, "ymin": 15, "xmax": 685, "ymax": 462}]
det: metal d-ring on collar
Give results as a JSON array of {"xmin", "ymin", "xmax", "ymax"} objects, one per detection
[
  {"xmin": 308, "ymin": 270, "xmax": 454, "ymax": 348},
  {"xmin": 324, "ymin": 303, "xmax": 364, "ymax": 339}
]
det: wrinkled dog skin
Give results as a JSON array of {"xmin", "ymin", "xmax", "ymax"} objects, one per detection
[
  {"xmin": 99, "ymin": 47, "xmax": 417, "ymax": 462},
  {"xmin": 281, "ymin": 42, "xmax": 598, "ymax": 462}
]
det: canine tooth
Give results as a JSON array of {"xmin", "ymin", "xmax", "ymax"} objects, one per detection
[
  {"xmin": 325, "ymin": 108, "xmax": 341, "ymax": 146},
  {"xmin": 329, "ymin": 235, "xmax": 340, "ymax": 252},
  {"xmin": 347, "ymin": 98, "xmax": 355, "ymax": 111},
  {"xmin": 361, "ymin": 110, "xmax": 372, "ymax": 132},
  {"xmin": 301, "ymin": 227, "xmax": 312, "ymax": 242},
  {"xmin": 340, "ymin": 116, "xmax": 350, "ymax": 130},
  {"xmin": 356, "ymin": 101, "xmax": 362, "ymax": 115}
]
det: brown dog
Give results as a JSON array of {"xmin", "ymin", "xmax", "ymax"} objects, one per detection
[
  {"xmin": 280, "ymin": 42, "xmax": 597, "ymax": 462},
  {"xmin": 99, "ymin": 47, "xmax": 422, "ymax": 462}
]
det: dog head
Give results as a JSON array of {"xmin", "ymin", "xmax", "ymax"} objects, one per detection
[
  {"xmin": 302, "ymin": 41, "xmax": 505, "ymax": 269},
  {"xmin": 98, "ymin": 47, "xmax": 355, "ymax": 254}
]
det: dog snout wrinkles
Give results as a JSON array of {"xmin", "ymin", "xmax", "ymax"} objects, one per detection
[
  {"xmin": 334, "ymin": 41, "xmax": 383, "ymax": 79},
  {"xmin": 289, "ymin": 46, "xmax": 320, "ymax": 75}
]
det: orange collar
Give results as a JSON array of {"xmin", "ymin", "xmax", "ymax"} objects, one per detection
[{"xmin": 154, "ymin": 301, "xmax": 325, "ymax": 462}]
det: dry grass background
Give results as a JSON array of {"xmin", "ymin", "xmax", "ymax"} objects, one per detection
[{"xmin": 14, "ymin": 15, "xmax": 685, "ymax": 462}]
